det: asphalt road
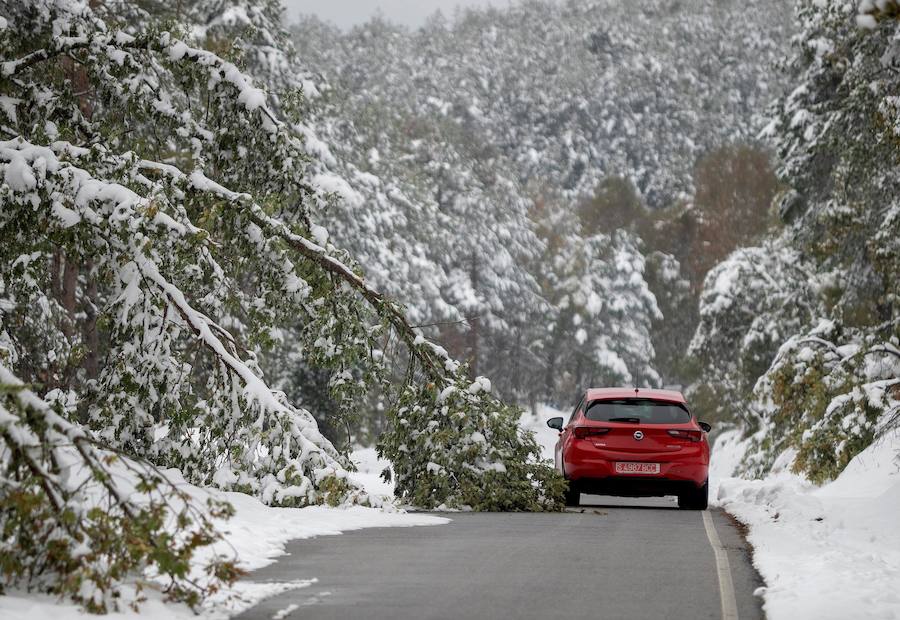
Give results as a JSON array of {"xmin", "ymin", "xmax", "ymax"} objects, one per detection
[{"xmin": 235, "ymin": 495, "xmax": 764, "ymax": 620}]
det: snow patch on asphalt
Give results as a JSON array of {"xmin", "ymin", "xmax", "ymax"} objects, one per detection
[{"xmin": 712, "ymin": 428, "xmax": 900, "ymax": 620}]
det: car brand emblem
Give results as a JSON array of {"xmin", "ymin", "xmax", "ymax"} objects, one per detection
[{"xmin": 633, "ymin": 431, "xmax": 644, "ymax": 441}]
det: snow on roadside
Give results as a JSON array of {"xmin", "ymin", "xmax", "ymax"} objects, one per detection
[
  {"xmin": 713, "ymin": 428, "xmax": 900, "ymax": 620},
  {"xmin": 0, "ymin": 471, "xmax": 446, "ymax": 620},
  {"xmin": 519, "ymin": 403, "xmax": 565, "ymax": 462},
  {"xmin": 349, "ymin": 446, "xmax": 395, "ymax": 499},
  {"xmin": 708, "ymin": 428, "xmax": 753, "ymax": 497},
  {"xmin": 205, "ymin": 491, "xmax": 448, "ymax": 578}
]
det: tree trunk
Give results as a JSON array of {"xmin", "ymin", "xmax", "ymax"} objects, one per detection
[
  {"xmin": 83, "ymin": 259, "xmax": 99, "ymax": 380},
  {"xmin": 468, "ymin": 254, "xmax": 479, "ymax": 380},
  {"xmin": 512, "ymin": 325, "xmax": 522, "ymax": 394},
  {"xmin": 57, "ymin": 25, "xmax": 94, "ymax": 344},
  {"xmin": 60, "ymin": 254, "xmax": 78, "ymax": 339},
  {"xmin": 51, "ymin": 250, "xmax": 62, "ymax": 299}
]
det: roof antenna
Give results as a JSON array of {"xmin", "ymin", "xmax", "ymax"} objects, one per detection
[{"xmin": 634, "ymin": 387, "xmax": 639, "ymax": 395}]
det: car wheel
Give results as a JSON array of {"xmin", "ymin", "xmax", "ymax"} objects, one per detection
[
  {"xmin": 678, "ymin": 480, "xmax": 708, "ymax": 510},
  {"xmin": 563, "ymin": 482, "xmax": 580, "ymax": 507}
]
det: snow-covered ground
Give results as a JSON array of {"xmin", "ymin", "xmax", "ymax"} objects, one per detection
[
  {"xmin": 712, "ymin": 428, "xmax": 900, "ymax": 620},
  {"xmin": 519, "ymin": 403, "xmax": 565, "ymax": 462},
  {"xmin": 348, "ymin": 446, "xmax": 395, "ymax": 499},
  {"xmin": 0, "ymin": 472, "xmax": 446, "ymax": 620}
]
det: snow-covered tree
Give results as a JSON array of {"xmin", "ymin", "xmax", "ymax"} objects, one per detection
[
  {"xmin": 293, "ymin": 0, "xmax": 792, "ymax": 207},
  {"xmin": 740, "ymin": 319, "xmax": 900, "ymax": 483},
  {"xmin": 688, "ymin": 243, "xmax": 818, "ymax": 423},
  {"xmin": 288, "ymin": 0, "xmax": 793, "ymax": 401},
  {"xmin": 292, "ymin": 31, "xmax": 549, "ymax": 398},
  {"xmin": 531, "ymin": 197, "xmax": 662, "ymax": 403},
  {"xmin": 765, "ymin": 0, "xmax": 899, "ymax": 321},
  {"xmin": 690, "ymin": 0, "xmax": 900, "ymax": 478},
  {"xmin": 0, "ymin": 0, "xmax": 372, "ymax": 507},
  {"xmin": 643, "ymin": 250, "xmax": 695, "ymax": 386},
  {"xmin": 0, "ymin": 361, "xmax": 239, "ymax": 612},
  {"xmin": 0, "ymin": 0, "xmax": 563, "ymax": 608},
  {"xmin": 414, "ymin": 118, "xmax": 546, "ymax": 383}
]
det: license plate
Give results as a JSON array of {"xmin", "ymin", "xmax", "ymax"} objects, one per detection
[{"xmin": 615, "ymin": 462, "xmax": 660, "ymax": 475}]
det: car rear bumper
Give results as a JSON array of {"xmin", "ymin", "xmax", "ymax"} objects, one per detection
[
  {"xmin": 570, "ymin": 476, "xmax": 703, "ymax": 497},
  {"xmin": 563, "ymin": 446, "xmax": 708, "ymax": 492}
]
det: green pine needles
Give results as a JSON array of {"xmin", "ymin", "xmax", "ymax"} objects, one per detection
[{"xmin": 380, "ymin": 376, "xmax": 565, "ymax": 511}]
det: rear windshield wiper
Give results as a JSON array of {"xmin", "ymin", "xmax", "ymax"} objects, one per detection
[{"xmin": 607, "ymin": 417, "xmax": 641, "ymax": 423}]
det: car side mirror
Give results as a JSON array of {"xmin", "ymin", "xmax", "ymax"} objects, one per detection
[
  {"xmin": 699, "ymin": 421, "xmax": 711, "ymax": 433},
  {"xmin": 547, "ymin": 417, "xmax": 564, "ymax": 431}
]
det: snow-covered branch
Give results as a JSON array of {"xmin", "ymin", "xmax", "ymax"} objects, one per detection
[{"xmin": 0, "ymin": 361, "xmax": 238, "ymax": 612}]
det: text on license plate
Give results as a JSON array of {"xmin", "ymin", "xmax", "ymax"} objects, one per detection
[{"xmin": 615, "ymin": 462, "xmax": 660, "ymax": 475}]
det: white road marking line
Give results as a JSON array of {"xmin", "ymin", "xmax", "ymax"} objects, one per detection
[{"xmin": 702, "ymin": 510, "xmax": 740, "ymax": 620}]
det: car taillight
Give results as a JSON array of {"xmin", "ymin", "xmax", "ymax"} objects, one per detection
[
  {"xmin": 574, "ymin": 427, "xmax": 611, "ymax": 439},
  {"xmin": 667, "ymin": 429, "xmax": 702, "ymax": 442}
]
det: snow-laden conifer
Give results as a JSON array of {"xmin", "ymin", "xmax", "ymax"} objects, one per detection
[
  {"xmin": 690, "ymin": 0, "xmax": 900, "ymax": 479},
  {"xmin": 0, "ymin": 0, "xmax": 563, "ymax": 608},
  {"xmin": 531, "ymin": 196, "xmax": 662, "ymax": 399}
]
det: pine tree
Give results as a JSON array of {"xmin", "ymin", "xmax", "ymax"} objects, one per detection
[
  {"xmin": 532, "ymin": 197, "xmax": 662, "ymax": 403},
  {"xmin": 689, "ymin": 0, "xmax": 900, "ymax": 478},
  {"xmin": 0, "ymin": 0, "xmax": 563, "ymax": 608}
]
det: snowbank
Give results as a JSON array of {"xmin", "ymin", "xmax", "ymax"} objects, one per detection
[
  {"xmin": 713, "ymin": 429, "xmax": 900, "ymax": 620},
  {"xmin": 0, "ymin": 473, "xmax": 446, "ymax": 619}
]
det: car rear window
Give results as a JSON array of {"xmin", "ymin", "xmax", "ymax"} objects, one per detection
[{"xmin": 584, "ymin": 398, "xmax": 691, "ymax": 424}]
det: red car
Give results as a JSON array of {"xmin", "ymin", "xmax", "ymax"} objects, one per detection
[{"xmin": 548, "ymin": 387, "xmax": 710, "ymax": 510}]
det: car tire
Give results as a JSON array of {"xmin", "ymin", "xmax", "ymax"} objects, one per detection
[
  {"xmin": 563, "ymin": 483, "xmax": 580, "ymax": 507},
  {"xmin": 678, "ymin": 480, "xmax": 708, "ymax": 510}
]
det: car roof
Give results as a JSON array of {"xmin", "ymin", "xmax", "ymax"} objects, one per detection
[{"xmin": 584, "ymin": 387, "xmax": 686, "ymax": 404}]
